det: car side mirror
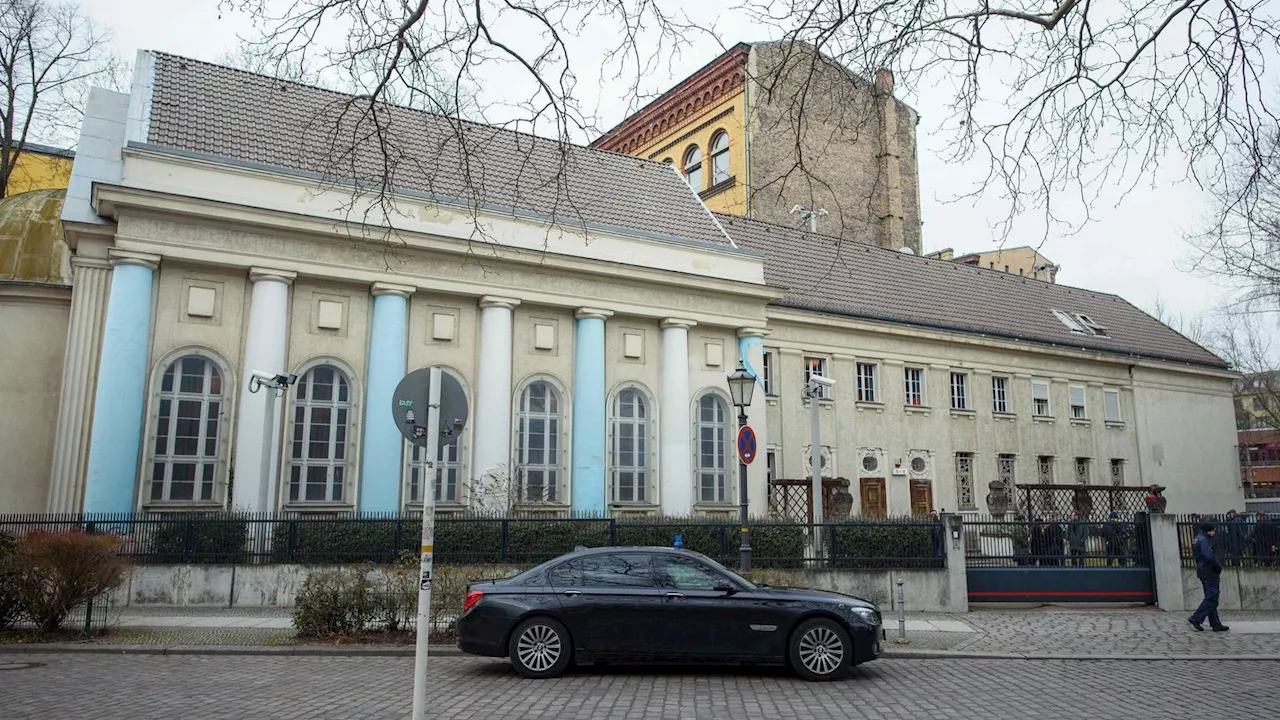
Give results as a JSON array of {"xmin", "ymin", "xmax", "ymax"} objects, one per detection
[{"xmin": 714, "ymin": 580, "xmax": 737, "ymax": 595}]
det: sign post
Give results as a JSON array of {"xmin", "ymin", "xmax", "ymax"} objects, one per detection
[{"xmin": 390, "ymin": 367, "xmax": 468, "ymax": 720}]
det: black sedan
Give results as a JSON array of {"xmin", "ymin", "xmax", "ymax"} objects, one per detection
[{"xmin": 457, "ymin": 546, "xmax": 883, "ymax": 680}]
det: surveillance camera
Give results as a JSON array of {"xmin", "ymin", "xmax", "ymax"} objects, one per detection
[
  {"xmin": 808, "ymin": 374, "xmax": 835, "ymax": 388},
  {"xmin": 251, "ymin": 370, "xmax": 277, "ymax": 384},
  {"xmin": 280, "ymin": 372, "xmax": 298, "ymax": 386}
]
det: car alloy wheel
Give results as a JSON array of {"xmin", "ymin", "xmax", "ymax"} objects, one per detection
[
  {"xmin": 789, "ymin": 618, "xmax": 851, "ymax": 681},
  {"xmin": 508, "ymin": 617, "xmax": 571, "ymax": 679}
]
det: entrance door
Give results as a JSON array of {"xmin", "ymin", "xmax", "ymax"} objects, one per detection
[
  {"xmin": 859, "ymin": 478, "xmax": 887, "ymax": 517},
  {"xmin": 910, "ymin": 480, "xmax": 933, "ymax": 516}
]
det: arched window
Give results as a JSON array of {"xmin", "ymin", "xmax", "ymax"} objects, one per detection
[
  {"xmin": 407, "ymin": 368, "xmax": 468, "ymax": 505},
  {"xmin": 610, "ymin": 386, "xmax": 652, "ymax": 504},
  {"xmin": 683, "ymin": 145, "xmax": 703, "ymax": 193},
  {"xmin": 516, "ymin": 379, "xmax": 562, "ymax": 504},
  {"xmin": 694, "ymin": 392, "xmax": 728, "ymax": 504},
  {"xmin": 709, "ymin": 131, "xmax": 730, "ymax": 185},
  {"xmin": 288, "ymin": 364, "xmax": 352, "ymax": 503},
  {"xmin": 150, "ymin": 355, "xmax": 224, "ymax": 503}
]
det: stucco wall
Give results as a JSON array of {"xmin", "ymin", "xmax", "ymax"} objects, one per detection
[{"xmin": 0, "ymin": 284, "xmax": 71, "ymax": 511}]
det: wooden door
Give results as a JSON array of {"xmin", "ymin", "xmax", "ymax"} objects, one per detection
[
  {"xmin": 859, "ymin": 478, "xmax": 887, "ymax": 517},
  {"xmin": 910, "ymin": 480, "xmax": 934, "ymax": 516}
]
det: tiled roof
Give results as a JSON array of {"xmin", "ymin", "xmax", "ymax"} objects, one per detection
[
  {"xmin": 716, "ymin": 213, "xmax": 1228, "ymax": 369},
  {"xmin": 142, "ymin": 52, "xmax": 734, "ymax": 248}
]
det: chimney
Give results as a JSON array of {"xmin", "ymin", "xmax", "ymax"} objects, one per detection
[
  {"xmin": 875, "ymin": 67, "xmax": 905, "ymax": 250},
  {"xmin": 874, "ymin": 68, "xmax": 894, "ymax": 94}
]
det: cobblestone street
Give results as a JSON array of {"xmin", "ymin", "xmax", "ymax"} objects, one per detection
[{"xmin": 4, "ymin": 653, "xmax": 1277, "ymax": 719}]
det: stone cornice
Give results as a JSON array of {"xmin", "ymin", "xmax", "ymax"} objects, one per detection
[
  {"xmin": 371, "ymin": 281, "xmax": 416, "ymax": 298},
  {"xmin": 592, "ymin": 44, "xmax": 751, "ymax": 155}
]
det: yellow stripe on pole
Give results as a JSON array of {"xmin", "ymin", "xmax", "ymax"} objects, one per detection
[{"xmin": 421, "ymin": 545, "xmax": 433, "ymax": 553}]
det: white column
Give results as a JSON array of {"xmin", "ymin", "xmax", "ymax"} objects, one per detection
[
  {"xmin": 46, "ymin": 257, "xmax": 112, "ymax": 512},
  {"xmin": 231, "ymin": 268, "xmax": 296, "ymax": 512},
  {"xmin": 660, "ymin": 318, "xmax": 696, "ymax": 515},
  {"xmin": 471, "ymin": 296, "xmax": 521, "ymax": 504},
  {"xmin": 737, "ymin": 327, "xmax": 771, "ymax": 517}
]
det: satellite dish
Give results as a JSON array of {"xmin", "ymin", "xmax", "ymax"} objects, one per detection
[{"xmin": 898, "ymin": 247, "xmax": 916, "ymax": 255}]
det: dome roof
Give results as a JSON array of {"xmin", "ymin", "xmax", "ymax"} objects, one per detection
[{"xmin": 0, "ymin": 188, "xmax": 70, "ymax": 284}]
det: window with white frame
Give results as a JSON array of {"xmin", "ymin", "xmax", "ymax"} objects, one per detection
[
  {"xmin": 1110, "ymin": 459, "xmax": 1125, "ymax": 486},
  {"xmin": 409, "ymin": 441, "xmax": 460, "ymax": 504},
  {"xmin": 762, "ymin": 350, "xmax": 775, "ymax": 396},
  {"xmin": 694, "ymin": 393, "xmax": 728, "ymax": 503},
  {"xmin": 516, "ymin": 380, "xmax": 562, "ymax": 503},
  {"xmin": 610, "ymin": 387, "xmax": 651, "ymax": 504},
  {"xmin": 288, "ymin": 365, "xmax": 352, "ymax": 503},
  {"xmin": 992, "ymin": 376, "xmax": 1010, "ymax": 413},
  {"xmin": 1104, "ymin": 388, "xmax": 1122, "ymax": 423},
  {"xmin": 904, "ymin": 367, "xmax": 926, "ymax": 406},
  {"xmin": 150, "ymin": 355, "xmax": 224, "ymax": 503},
  {"xmin": 950, "ymin": 372, "xmax": 969, "ymax": 410},
  {"xmin": 1037, "ymin": 455, "xmax": 1054, "ymax": 484},
  {"xmin": 1069, "ymin": 385, "xmax": 1087, "ymax": 419},
  {"xmin": 997, "ymin": 453, "xmax": 1016, "ymax": 489},
  {"xmin": 709, "ymin": 131, "xmax": 730, "ymax": 185},
  {"xmin": 955, "ymin": 453, "xmax": 975, "ymax": 509},
  {"xmin": 1075, "ymin": 457, "xmax": 1091, "ymax": 484},
  {"xmin": 804, "ymin": 356, "xmax": 830, "ymax": 398},
  {"xmin": 856, "ymin": 362, "xmax": 877, "ymax": 402},
  {"xmin": 766, "ymin": 449, "xmax": 776, "ymax": 485},
  {"xmin": 683, "ymin": 145, "xmax": 703, "ymax": 192},
  {"xmin": 1032, "ymin": 379, "xmax": 1051, "ymax": 416}
]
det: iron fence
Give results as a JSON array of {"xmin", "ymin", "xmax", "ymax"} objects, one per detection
[
  {"xmin": 1176, "ymin": 513, "xmax": 1280, "ymax": 568},
  {"xmin": 8, "ymin": 592, "xmax": 114, "ymax": 635},
  {"xmin": 0, "ymin": 512, "xmax": 946, "ymax": 569},
  {"xmin": 964, "ymin": 516, "xmax": 1151, "ymax": 568}
]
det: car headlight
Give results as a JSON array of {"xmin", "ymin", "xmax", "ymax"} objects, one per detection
[{"xmin": 850, "ymin": 607, "xmax": 879, "ymax": 626}]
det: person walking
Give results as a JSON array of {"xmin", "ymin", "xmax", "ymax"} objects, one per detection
[
  {"xmin": 1189, "ymin": 522, "xmax": 1229, "ymax": 632},
  {"xmin": 1067, "ymin": 511, "xmax": 1089, "ymax": 566}
]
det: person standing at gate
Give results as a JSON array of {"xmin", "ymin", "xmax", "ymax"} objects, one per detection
[
  {"xmin": 1189, "ymin": 522, "xmax": 1229, "ymax": 632},
  {"xmin": 1067, "ymin": 511, "xmax": 1089, "ymax": 566}
]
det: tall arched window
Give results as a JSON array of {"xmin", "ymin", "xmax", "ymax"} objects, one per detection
[
  {"xmin": 694, "ymin": 392, "xmax": 728, "ymax": 504},
  {"xmin": 516, "ymin": 379, "xmax": 562, "ymax": 504},
  {"xmin": 610, "ymin": 386, "xmax": 652, "ymax": 504},
  {"xmin": 683, "ymin": 145, "xmax": 703, "ymax": 193},
  {"xmin": 407, "ymin": 368, "xmax": 467, "ymax": 505},
  {"xmin": 288, "ymin": 364, "xmax": 352, "ymax": 503},
  {"xmin": 150, "ymin": 355, "xmax": 224, "ymax": 503},
  {"xmin": 709, "ymin": 131, "xmax": 730, "ymax": 185}
]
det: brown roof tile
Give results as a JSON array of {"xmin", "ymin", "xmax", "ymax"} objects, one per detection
[
  {"xmin": 716, "ymin": 213, "xmax": 1227, "ymax": 369},
  {"xmin": 142, "ymin": 52, "xmax": 734, "ymax": 248}
]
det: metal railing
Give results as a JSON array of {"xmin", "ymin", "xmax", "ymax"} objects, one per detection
[
  {"xmin": 964, "ymin": 516, "xmax": 1151, "ymax": 568},
  {"xmin": 1176, "ymin": 513, "xmax": 1280, "ymax": 568},
  {"xmin": 0, "ymin": 512, "xmax": 946, "ymax": 569}
]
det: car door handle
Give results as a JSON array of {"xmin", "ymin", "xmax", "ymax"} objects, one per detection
[
  {"xmin": 664, "ymin": 592, "xmax": 685, "ymax": 599},
  {"xmin": 562, "ymin": 590, "xmax": 582, "ymax": 597}
]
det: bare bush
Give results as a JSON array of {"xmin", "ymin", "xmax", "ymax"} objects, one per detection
[{"xmin": 10, "ymin": 531, "xmax": 128, "ymax": 633}]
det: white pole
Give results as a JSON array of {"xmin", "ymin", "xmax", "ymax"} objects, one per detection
[
  {"xmin": 257, "ymin": 389, "xmax": 276, "ymax": 513},
  {"xmin": 810, "ymin": 387, "xmax": 823, "ymax": 560},
  {"xmin": 412, "ymin": 367, "xmax": 442, "ymax": 720}
]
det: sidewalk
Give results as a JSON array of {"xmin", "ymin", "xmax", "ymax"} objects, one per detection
[{"xmin": 7, "ymin": 606, "xmax": 1280, "ymax": 659}]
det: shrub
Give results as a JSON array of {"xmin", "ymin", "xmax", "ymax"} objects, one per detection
[
  {"xmin": 272, "ymin": 518, "xmax": 417, "ymax": 564},
  {"xmin": 144, "ymin": 514, "xmax": 249, "ymax": 563},
  {"xmin": 292, "ymin": 566, "xmax": 379, "ymax": 637},
  {"xmin": 11, "ymin": 531, "xmax": 129, "ymax": 633},
  {"xmin": 614, "ymin": 517, "xmax": 806, "ymax": 569},
  {"xmin": 828, "ymin": 521, "xmax": 941, "ymax": 569},
  {"xmin": 0, "ymin": 532, "xmax": 19, "ymax": 630}
]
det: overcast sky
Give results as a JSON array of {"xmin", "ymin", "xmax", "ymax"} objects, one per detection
[{"xmin": 80, "ymin": 0, "xmax": 1239, "ymax": 324}]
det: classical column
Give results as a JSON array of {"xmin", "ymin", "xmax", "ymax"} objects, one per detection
[
  {"xmin": 46, "ymin": 257, "xmax": 112, "ymax": 513},
  {"xmin": 231, "ymin": 268, "xmax": 296, "ymax": 512},
  {"xmin": 359, "ymin": 282, "xmax": 415, "ymax": 513},
  {"xmin": 571, "ymin": 308, "xmax": 613, "ymax": 516},
  {"xmin": 82, "ymin": 251, "xmax": 160, "ymax": 514},
  {"xmin": 471, "ymin": 297, "xmax": 520, "ymax": 501},
  {"xmin": 659, "ymin": 318, "xmax": 696, "ymax": 515},
  {"xmin": 737, "ymin": 327, "xmax": 771, "ymax": 517}
]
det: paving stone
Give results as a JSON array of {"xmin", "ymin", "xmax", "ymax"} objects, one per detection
[{"xmin": 2, "ymin": 654, "xmax": 1277, "ymax": 719}]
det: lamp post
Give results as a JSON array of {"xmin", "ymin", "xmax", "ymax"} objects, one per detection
[{"xmin": 727, "ymin": 363, "xmax": 757, "ymax": 573}]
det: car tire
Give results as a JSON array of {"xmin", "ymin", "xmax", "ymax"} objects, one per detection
[
  {"xmin": 788, "ymin": 617, "xmax": 852, "ymax": 681},
  {"xmin": 508, "ymin": 616, "xmax": 572, "ymax": 679}
]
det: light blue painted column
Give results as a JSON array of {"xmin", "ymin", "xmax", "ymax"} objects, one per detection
[
  {"xmin": 571, "ymin": 308, "xmax": 613, "ymax": 516},
  {"xmin": 359, "ymin": 283, "xmax": 414, "ymax": 513},
  {"xmin": 83, "ymin": 253, "xmax": 160, "ymax": 514},
  {"xmin": 737, "ymin": 334, "xmax": 766, "ymax": 390}
]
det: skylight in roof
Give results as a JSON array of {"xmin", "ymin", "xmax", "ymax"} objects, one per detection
[{"xmin": 1052, "ymin": 309, "xmax": 1109, "ymax": 337}]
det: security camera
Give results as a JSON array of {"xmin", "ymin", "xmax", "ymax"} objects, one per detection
[
  {"xmin": 251, "ymin": 370, "xmax": 277, "ymax": 384},
  {"xmin": 808, "ymin": 374, "xmax": 835, "ymax": 388},
  {"xmin": 249, "ymin": 370, "xmax": 298, "ymax": 393}
]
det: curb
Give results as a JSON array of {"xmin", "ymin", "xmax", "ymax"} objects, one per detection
[{"xmin": 4, "ymin": 644, "xmax": 1277, "ymax": 662}]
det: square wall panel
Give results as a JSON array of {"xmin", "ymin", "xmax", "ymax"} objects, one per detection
[
  {"xmin": 623, "ymin": 332, "xmax": 643, "ymax": 359},
  {"xmin": 705, "ymin": 342, "xmax": 723, "ymax": 368},
  {"xmin": 432, "ymin": 312, "xmax": 456, "ymax": 341},
  {"xmin": 316, "ymin": 300, "xmax": 344, "ymax": 330},
  {"xmin": 186, "ymin": 286, "xmax": 216, "ymax": 318},
  {"xmin": 534, "ymin": 323, "xmax": 556, "ymax": 351}
]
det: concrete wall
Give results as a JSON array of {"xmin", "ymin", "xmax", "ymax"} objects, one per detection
[
  {"xmin": 1177, "ymin": 567, "xmax": 1280, "ymax": 612},
  {"xmin": 0, "ymin": 284, "xmax": 71, "ymax": 511}
]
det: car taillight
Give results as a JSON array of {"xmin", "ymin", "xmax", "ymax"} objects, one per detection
[{"xmin": 463, "ymin": 589, "xmax": 484, "ymax": 612}]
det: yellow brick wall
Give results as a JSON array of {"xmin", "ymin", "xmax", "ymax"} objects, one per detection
[
  {"xmin": 630, "ymin": 90, "xmax": 748, "ymax": 216},
  {"xmin": 4, "ymin": 148, "xmax": 74, "ymax": 198}
]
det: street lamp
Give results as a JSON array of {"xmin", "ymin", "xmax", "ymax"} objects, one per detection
[{"xmin": 727, "ymin": 364, "xmax": 757, "ymax": 573}]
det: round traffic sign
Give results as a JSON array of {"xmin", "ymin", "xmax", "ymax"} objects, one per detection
[
  {"xmin": 391, "ymin": 367, "xmax": 469, "ymax": 448},
  {"xmin": 737, "ymin": 425, "xmax": 757, "ymax": 464}
]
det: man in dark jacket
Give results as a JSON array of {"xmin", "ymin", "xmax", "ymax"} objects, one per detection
[
  {"xmin": 1189, "ymin": 522, "xmax": 1229, "ymax": 632},
  {"xmin": 1067, "ymin": 511, "xmax": 1089, "ymax": 566}
]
